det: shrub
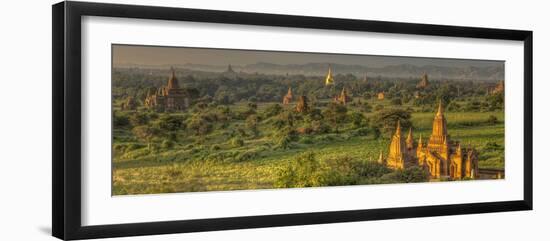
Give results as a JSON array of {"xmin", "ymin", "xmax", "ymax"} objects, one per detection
[
  {"xmin": 487, "ymin": 115, "xmax": 498, "ymax": 125},
  {"xmin": 379, "ymin": 166, "xmax": 430, "ymax": 183},
  {"xmin": 113, "ymin": 112, "xmax": 130, "ymax": 128},
  {"xmin": 263, "ymin": 103, "xmax": 283, "ymax": 118},
  {"xmin": 299, "ymin": 136, "xmax": 313, "ymax": 144},
  {"xmin": 323, "ymin": 103, "xmax": 348, "ymax": 133},
  {"xmin": 362, "ymin": 102, "xmax": 373, "ymax": 112},
  {"xmin": 274, "ymin": 127, "xmax": 298, "ymax": 149},
  {"xmin": 310, "ymin": 120, "xmax": 331, "ymax": 134},
  {"xmin": 160, "ymin": 139, "xmax": 175, "ymax": 149},
  {"xmin": 230, "ymin": 137, "xmax": 244, "ymax": 147},
  {"xmin": 275, "ymin": 154, "xmax": 395, "ymax": 188},
  {"xmin": 274, "ymin": 152, "xmax": 323, "ymax": 188},
  {"xmin": 235, "ymin": 150, "xmax": 259, "ymax": 162},
  {"xmin": 129, "ymin": 112, "xmax": 150, "ymax": 126},
  {"xmin": 371, "ymin": 108, "xmax": 413, "ymax": 135},
  {"xmin": 391, "ymin": 98, "xmax": 402, "ymax": 105},
  {"xmin": 157, "ymin": 114, "xmax": 184, "ymax": 132},
  {"xmin": 351, "ymin": 127, "xmax": 369, "ymax": 137},
  {"xmin": 349, "ymin": 111, "xmax": 367, "ymax": 128}
]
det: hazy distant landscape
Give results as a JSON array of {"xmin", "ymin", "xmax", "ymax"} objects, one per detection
[
  {"xmin": 116, "ymin": 61, "xmax": 504, "ymax": 81},
  {"xmin": 112, "ymin": 45, "xmax": 505, "ymax": 195}
]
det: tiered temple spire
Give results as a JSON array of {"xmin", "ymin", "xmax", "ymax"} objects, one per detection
[
  {"xmin": 387, "ymin": 120, "xmax": 406, "ymax": 169},
  {"xmin": 167, "ymin": 67, "xmax": 179, "ymax": 89},
  {"xmin": 377, "ymin": 151, "xmax": 384, "ymax": 164},
  {"xmin": 282, "ymin": 87, "xmax": 293, "ymax": 105},
  {"xmin": 427, "ymin": 100, "xmax": 448, "ymax": 152},
  {"xmin": 406, "ymin": 128, "xmax": 414, "ymax": 150}
]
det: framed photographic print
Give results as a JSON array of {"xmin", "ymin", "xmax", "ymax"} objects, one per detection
[{"xmin": 52, "ymin": 1, "xmax": 533, "ymax": 240}]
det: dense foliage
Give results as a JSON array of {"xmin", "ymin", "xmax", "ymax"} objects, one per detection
[{"xmin": 111, "ymin": 67, "xmax": 505, "ymax": 195}]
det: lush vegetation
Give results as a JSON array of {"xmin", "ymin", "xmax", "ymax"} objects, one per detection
[{"xmin": 112, "ymin": 68, "xmax": 505, "ymax": 195}]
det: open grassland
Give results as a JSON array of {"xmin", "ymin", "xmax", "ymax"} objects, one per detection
[{"xmin": 113, "ymin": 99, "xmax": 504, "ymax": 195}]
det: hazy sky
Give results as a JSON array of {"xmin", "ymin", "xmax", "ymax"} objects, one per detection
[{"xmin": 113, "ymin": 44, "xmax": 503, "ymax": 68}]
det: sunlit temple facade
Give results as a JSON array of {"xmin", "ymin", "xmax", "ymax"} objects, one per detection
[{"xmin": 383, "ymin": 101, "xmax": 479, "ymax": 179}]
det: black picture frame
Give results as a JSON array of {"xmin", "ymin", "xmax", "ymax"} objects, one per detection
[{"xmin": 52, "ymin": 1, "xmax": 533, "ymax": 240}]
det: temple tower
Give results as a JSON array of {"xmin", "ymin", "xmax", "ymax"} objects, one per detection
[
  {"xmin": 377, "ymin": 151, "xmax": 384, "ymax": 164},
  {"xmin": 283, "ymin": 87, "xmax": 293, "ymax": 105},
  {"xmin": 406, "ymin": 128, "xmax": 414, "ymax": 150},
  {"xmin": 427, "ymin": 100, "xmax": 449, "ymax": 153},
  {"xmin": 387, "ymin": 120, "xmax": 406, "ymax": 169},
  {"xmin": 450, "ymin": 143, "xmax": 463, "ymax": 178},
  {"xmin": 295, "ymin": 95, "xmax": 309, "ymax": 113},
  {"xmin": 167, "ymin": 67, "xmax": 180, "ymax": 90},
  {"xmin": 335, "ymin": 87, "xmax": 351, "ymax": 105},
  {"xmin": 417, "ymin": 73, "xmax": 429, "ymax": 88}
]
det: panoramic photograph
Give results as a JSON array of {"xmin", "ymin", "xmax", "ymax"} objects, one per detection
[{"xmin": 111, "ymin": 44, "xmax": 505, "ymax": 195}]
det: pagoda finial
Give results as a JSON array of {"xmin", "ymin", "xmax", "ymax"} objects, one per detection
[
  {"xmin": 406, "ymin": 127, "xmax": 414, "ymax": 149},
  {"xmin": 418, "ymin": 134, "xmax": 423, "ymax": 147},
  {"xmin": 325, "ymin": 64, "xmax": 335, "ymax": 86},
  {"xmin": 436, "ymin": 100, "xmax": 444, "ymax": 116},
  {"xmin": 167, "ymin": 67, "xmax": 179, "ymax": 89},
  {"xmin": 396, "ymin": 120, "xmax": 401, "ymax": 134},
  {"xmin": 378, "ymin": 150, "xmax": 384, "ymax": 164}
]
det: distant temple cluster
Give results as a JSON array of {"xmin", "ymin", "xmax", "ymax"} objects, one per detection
[
  {"xmin": 380, "ymin": 101, "xmax": 479, "ymax": 179},
  {"xmin": 144, "ymin": 68, "xmax": 189, "ymax": 112}
]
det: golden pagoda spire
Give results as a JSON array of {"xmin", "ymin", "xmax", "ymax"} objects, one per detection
[
  {"xmin": 387, "ymin": 120, "xmax": 406, "ymax": 169},
  {"xmin": 416, "ymin": 134, "xmax": 424, "ymax": 157},
  {"xmin": 427, "ymin": 100, "xmax": 448, "ymax": 152},
  {"xmin": 406, "ymin": 127, "xmax": 414, "ymax": 149},
  {"xmin": 283, "ymin": 87, "xmax": 293, "ymax": 105},
  {"xmin": 377, "ymin": 150, "xmax": 384, "ymax": 164},
  {"xmin": 325, "ymin": 65, "xmax": 335, "ymax": 86},
  {"xmin": 436, "ymin": 99, "xmax": 444, "ymax": 116}
]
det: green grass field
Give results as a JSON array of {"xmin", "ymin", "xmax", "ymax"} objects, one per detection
[{"xmin": 112, "ymin": 98, "xmax": 505, "ymax": 195}]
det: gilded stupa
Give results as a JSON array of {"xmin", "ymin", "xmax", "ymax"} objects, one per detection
[{"xmin": 325, "ymin": 65, "xmax": 335, "ymax": 86}]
